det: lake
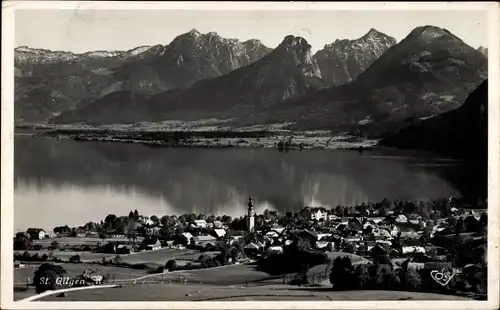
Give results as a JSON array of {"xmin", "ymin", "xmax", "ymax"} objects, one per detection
[{"xmin": 14, "ymin": 135, "xmax": 480, "ymax": 232}]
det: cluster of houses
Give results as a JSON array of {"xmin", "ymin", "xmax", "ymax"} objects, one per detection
[{"xmin": 19, "ymin": 198, "xmax": 487, "ymax": 268}]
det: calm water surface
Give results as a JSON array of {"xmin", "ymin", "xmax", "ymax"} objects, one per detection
[{"xmin": 14, "ymin": 135, "xmax": 470, "ymax": 231}]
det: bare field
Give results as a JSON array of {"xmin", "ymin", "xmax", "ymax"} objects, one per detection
[
  {"xmin": 32, "ymin": 236, "xmax": 143, "ymax": 246},
  {"xmin": 35, "ymin": 283, "xmax": 470, "ymax": 301},
  {"xmin": 15, "ymin": 250, "xmax": 117, "ymax": 262},
  {"xmin": 119, "ymin": 248, "xmax": 195, "ymax": 265},
  {"xmin": 326, "ymin": 252, "xmax": 370, "ymax": 263}
]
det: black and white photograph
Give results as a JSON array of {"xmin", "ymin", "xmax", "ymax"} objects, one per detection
[{"xmin": 2, "ymin": 1, "xmax": 499, "ymax": 308}]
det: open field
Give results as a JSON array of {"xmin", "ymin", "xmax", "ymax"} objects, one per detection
[
  {"xmin": 326, "ymin": 252, "xmax": 370, "ymax": 263},
  {"xmin": 119, "ymin": 248, "xmax": 195, "ymax": 265},
  {"xmin": 14, "ymin": 263, "xmax": 150, "ymax": 285},
  {"xmin": 141, "ymin": 263, "xmax": 280, "ymax": 286},
  {"xmin": 34, "ymin": 283, "xmax": 471, "ymax": 301},
  {"xmin": 15, "ymin": 250, "xmax": 117, "ymax": 262},
  {"xmin": 32, "ymin": 236, "xmax": 144, "ymax": 246},
  {"xmin": 13, "ymin": 262, "xmax": 152, "ymax": 301}
]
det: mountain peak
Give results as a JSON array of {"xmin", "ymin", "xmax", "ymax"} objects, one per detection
[
  {"xmin": 280, "ymin": 35, "xmax": 311, "ymax": 49},
  {"xmin": 407, "ymin": 25, "xmax": 453, "ymax": 40},
  {"xmin": 188, "ymin": 28, "xmax": 201, "ymax": 36},
  {"xmin": 363, "ymin": 28, "xmax": 384, "ymax": 38}
]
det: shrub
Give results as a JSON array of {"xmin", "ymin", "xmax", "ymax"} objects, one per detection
[
  {"xmin": 69, "ymin": 255, "xmax": 82, "ymax": 263},
  {"xmin": 49, "ymin": 241, "xmax": 60, "ymax": 250},
  {"xmin": 41, "ymin": 254, "xmax": 49, "ymax": 261},
  {"xmin": 165, "ymin": 260, "xmax": 177, "ymax": 271},
  {"xmin": 156, "ymin": 266, "xmax": 164, "ymax": 273},
  {"xmin": 113, "ymin": 255, "xmax": 123, "ymax": 264}
]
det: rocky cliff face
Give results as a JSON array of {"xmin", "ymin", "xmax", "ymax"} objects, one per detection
[
  {"xmin": 477, "ymin": 46, "xmax": 488, "ymax": 57},
  {"xmin": 315, "ymin": 28, "xmax": 397, "ymax": 86},
  {"xmin": 267, "ymin": 26, "xmax": 488, "ymax": 132},
  {"xmin": 53, "ymin": 35, "xmax": 326, "ymax": 125},
  {"xmin": 15, "ymin": 30, "xmax": 271, "ymax": 123}
]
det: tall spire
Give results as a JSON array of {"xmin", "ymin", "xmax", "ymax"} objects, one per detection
[
  {"xmin": 248, "ymin": 196, "xmax": 254, "ymax": 209},
  {"xmin": 246, "ymin": 196, "xmax": 255, "ymax": 232}
]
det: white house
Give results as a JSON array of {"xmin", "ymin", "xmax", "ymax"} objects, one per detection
[
  {"xmin": 268, "ymin": 246, "xmax": 283, "ymax": 253},
  {"xmin": 316, "ymin": 233, "xmax": 332, "ymax": 241},
  {"xmin": 182, "ymin": 232, "xmax": 194, "ymax": 241},
  {"xmin": 311, "ymin": 208, "xmax": 328, "ymax": 221},
  {"xmin": 193, "ymin": 220, "xmax": 208, "ymax": 228},
  {"xmin": 143, "ymin": 238, "xmax": 161, "ymax": 251},
  {"xmin": 327, "ymin": 214, "xmax": 340, "ymax": 221},
  {"xmin": 26, "ymin": 228, "xmax": 45, "ymax": 240},
  {"xmin": 213, "ymin": 229, "xmax": 226, "ymax": 239},
  {"xmin": 265, "ymin": 231, "xmax": 279, "ymax": 238},
  {"xmin": 395, "ymin": 214, "xmax": 408, "ymax": 223},
  {"xmin": 138, "ymin": 216, "xmax": 155, "ymax": 226},
  {"xmin": 402, "ymin": 246, "xmax": 426, "ymax": 255}
]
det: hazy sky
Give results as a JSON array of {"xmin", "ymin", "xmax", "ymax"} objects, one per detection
[{"xmin": 15, "ymin": 9, "xmax": 488, "ymax": 53}]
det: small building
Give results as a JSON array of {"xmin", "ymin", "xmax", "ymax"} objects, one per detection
[
  {"xmin": 402, "ymin": 246, "xmax": 426, "ymax": 255},
  {"xmin": 395, "ymin": 214, "xmax": 408, "ymax": 223},
  {"xmin": 26, "ymin": 228, "xmax": 45, "ymax": 240},
  {"xmin": 268, "ymin": 246, "xmax": 283, "ymax": 253},
  {"xmin": 143, "ymin": 238, "xmax": 161, "ymax": 251},
  {"xmin": 212, "ymin": 229, "xmax": 226, "ymax": 239},
  {"xmin": 193, "ymin": 220, "xmax": 208, "ymax": 228},
  {"xmin": 192, "ymin": 235, "xmax": 217, "ymax": 247},
  {"xmin": 213, "ymin": 220, "xmax": 223, "ymax": 228},
  {"xmin": 182, "ymin": 232, "xmax": 194, "ymax": 241},
  {"xmin": 244, "ymin": 242, "xmax": 262, "ymax": 255}
]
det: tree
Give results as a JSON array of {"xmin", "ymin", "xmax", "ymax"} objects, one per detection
[
  {"xmin": 114, "ymin": 221, "xmax": 126, "ymax": 234},
  {"xmin": 69, "ymin": 255, "xmax": 81, "ymax": 263},
  {"xmin": 105, "ymin": 214, "xmax": 117, "ymax": 225},
  {"xmin": 98, "ymin": 232, "xmax": 108, "ymax": 241},
  {"xmin": 49, "ymin": 241, "xmax": 60, "ymax": 250},
  {"xmin": 150, "ymin": 215, "xmax": 160, "ymax": 226},
  {"xmin": 33, "ymin": 263, "xmax": 67, "ymax": 293},
  {"xmin": 330, "ymin": 257, "xmax": 356, "ymax": 290},
  {"xmin": 84, "ymin": 222, "xmax": 97, "ymax": 232},
  {"xmin": 165, "ymin": 260, "xmax": 177, "ymax": 271},
  {"xmin": 221, "ymin": 215, "xmax": 232, "ymax": 223},
  {"xmin": 113, "ymin": 255, "xmax": 123, "ymax": 264},
  {"xmin": 14, "ymin": 232, "xmax": 32, "ymax": 250},
  {"xmin": 133, "ymin": 210, "xmax": 139, "ymax": 220}
]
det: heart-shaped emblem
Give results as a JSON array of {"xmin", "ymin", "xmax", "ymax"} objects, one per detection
[{"xmin": 430, "ymin": 269, "xmax": 455, "ymax": 286}]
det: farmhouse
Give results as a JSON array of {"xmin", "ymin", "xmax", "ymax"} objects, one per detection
[
  {"xmin": 143, "ymin": 237, "xmax": 161, "ymax": 251},
  {"xmin": 26, "ymin": 228, "xmax": 45, "ymax": 240}
]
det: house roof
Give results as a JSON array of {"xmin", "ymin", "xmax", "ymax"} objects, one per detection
[
  {"xmin": 213, "ymin": 220, "xmax": 223, "ymax": 226},
  {"xmin": 402, "ymin": 246, "xmax": 426, "ymax": 254},
  {"xmin": 182, "ymin": 232, "xmax": 194, "ymax": 240},
  {"xmin": 213, "ymin": 229, "xmax": 226, "ymax": 238},
  {"xmin": 245, "ymin": 243, "xmax": 260, "ymax": 250},
  {"xmin": 193, "ymin": 235, "xmax": 217, "ymax": 242}
]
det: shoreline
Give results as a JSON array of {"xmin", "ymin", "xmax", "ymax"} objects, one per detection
[{"xmin": 26, "ymin": 127, "xmax": 380, "ymax": 151}]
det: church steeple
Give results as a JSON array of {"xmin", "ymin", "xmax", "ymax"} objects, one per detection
[{"xmin": 246, "ymin": 196, "xmax": 255, "ymax": 232}]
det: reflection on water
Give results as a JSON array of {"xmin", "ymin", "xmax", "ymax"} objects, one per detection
[{"xmin": 14, "ymin": 135, "xmax": 467, "ymax": 230}]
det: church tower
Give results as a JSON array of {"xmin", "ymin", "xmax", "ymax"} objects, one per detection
[{"xmin": 246, "ymin": 196, "xmax": 255, "ymax": 232}]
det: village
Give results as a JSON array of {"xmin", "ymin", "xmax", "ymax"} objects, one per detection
[{"xmin": 14, "ymin": 196, "xmax": 488, "ymax": 300}]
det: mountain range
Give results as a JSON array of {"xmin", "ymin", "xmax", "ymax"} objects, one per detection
[{"xmin": 16, "ymin": 26, "xmax": 488, "ymax": 140}]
